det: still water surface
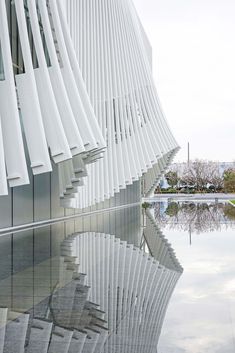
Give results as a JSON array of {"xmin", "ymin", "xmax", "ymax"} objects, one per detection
[
  {"xmin": 157, "ymin": 201, "xmax": 235, "ymax": 353},
  {"xmin": 0, "ymin": 202, "xmax": 234, "ymax": 352}
]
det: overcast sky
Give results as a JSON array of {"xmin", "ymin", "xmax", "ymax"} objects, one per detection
[
  {"xmin": 157, "ymin": 225, "xmax": 235, "ymax": 353},
  {"xmin": 133, "ymin": 0, "xmax": 235, "ymax": 163}
]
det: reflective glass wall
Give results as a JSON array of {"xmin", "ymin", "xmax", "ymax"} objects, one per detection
[{"xmin": 0, "ymin": 207, "xmax": 182, "ymax": 353}]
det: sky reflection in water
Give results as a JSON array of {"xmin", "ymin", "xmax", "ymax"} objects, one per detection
[{"xmin": 157, "ymin": 202, "xmax": 235, "ymax": 353}]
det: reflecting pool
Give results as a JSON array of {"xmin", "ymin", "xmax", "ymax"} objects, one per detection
[
  {"xmin": 0, "ymin": 201, "xmax": 234, "ymax": 352},
  {"xmin": 0, "ymin": 205, "xmax": 182, "ymax": 353},
  {"xmin": 156, "ymin": 201, "xmax": 235, "ymax": 353}
]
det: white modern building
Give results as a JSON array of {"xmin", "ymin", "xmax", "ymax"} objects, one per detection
[
  {"xmin": 0, "ymin": 1, "xmax": 180, "ymax": 352},
  {"xmin": 0, "ymin": 0, "xmax": 178, "ymax": 225}
]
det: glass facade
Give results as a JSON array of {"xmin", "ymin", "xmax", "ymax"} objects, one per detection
[
  {"xmin": 0, "ymin": 207, "xmax": 182, "ymax": 353},
  {"xmin": 0, "ymin": 1, "xmax": 181, "ymax": 351}
]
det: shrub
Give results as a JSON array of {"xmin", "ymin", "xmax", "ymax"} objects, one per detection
[{"xmin": 142, "ymin": 202, "xmax": 151, "ymax": 209}]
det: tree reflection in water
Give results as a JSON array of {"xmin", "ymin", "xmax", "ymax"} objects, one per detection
[{"xmin": 154, "ymin": 202, "xmax": 235, "ymax": 233}]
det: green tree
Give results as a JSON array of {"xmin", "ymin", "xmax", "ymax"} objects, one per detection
[
  {"xmin": 142, "ymin": 202, "xmax": 151, "ymax": 209},
  {"xmin": 224, "ymin": 204, "xmax": 235, "ymax": 220},
  {"xmin": 165, "ymin": 202, "xmax": 179, "ymax": 216},
  {"xmin": 165, "ymin": 171, "xmax": 179, "ymax": 188},
  {"xmin": 223, "ymin": 169, "xmax": 235, "ymax": 193}
]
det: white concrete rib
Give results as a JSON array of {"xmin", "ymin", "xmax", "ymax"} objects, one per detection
[
  {"xmin": 0, "ymin": 117, "xmax": 7, "ymax": 196},
  {"xmin": 0, "ymin": 0, "xmax": 178, "ymax": 204},
  {"xmin": 26, "ymin": 319, "xmax": 53, "ymax": 353},
  {"xmin": 27, "ymin": 0, "xmax": 72, "ymax": 164},
  {"xmin": 48, "ymin": 326, "xmax": 73, "ymax": 353},
  {"xmin": 0, "ymin": 0, "xmax": 29, "ymax": 189},
  {"xmin": 65, "ymin": 0, "xmax": 179, "ymax": 207},
  {"xmin": 0, "ymin": 0, "xmax": 104, "ymax": 196},
  {"xmin": 0, "ymin": 308, "xmax": 7, "ymax": 353},
  {"xmin": 3, "ymin": 312, "xmax": 29, "ymax": 353},
  {"xmin": 15, "ymin": 0, "xmax": 52, "ymax": 175}
]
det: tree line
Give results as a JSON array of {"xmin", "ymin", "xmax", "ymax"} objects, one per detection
[
  {"xmin": 161, "ymin": 159, "xmax": 235, "ymax": 193},
  {"xmin": 154, "ymin": 202, "xmax": 235, "ymax": 233}
]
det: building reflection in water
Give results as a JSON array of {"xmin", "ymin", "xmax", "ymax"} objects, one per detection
[
  {"xmin": 154, "ymin": 201, "xmax": 235, "ymax": 234},
  {"xmin": 0, "ymin": 207, "xmax": 182, "ymax": 353}
]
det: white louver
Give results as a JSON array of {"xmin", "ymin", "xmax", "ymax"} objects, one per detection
[
  {"xmin": 61, "ymin": 231, "xmax": 182, "ymax": 352},
  {"xmin": 0, "ymin": 0, "xmax": 105, "ymax": 195},
  {"xmin": 0, "ymin": 0, "xmax": 178, "ymax": 206},
  {"xmin": 63, "ymin": 0, "xmax": 179, "ymax": 207}
]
